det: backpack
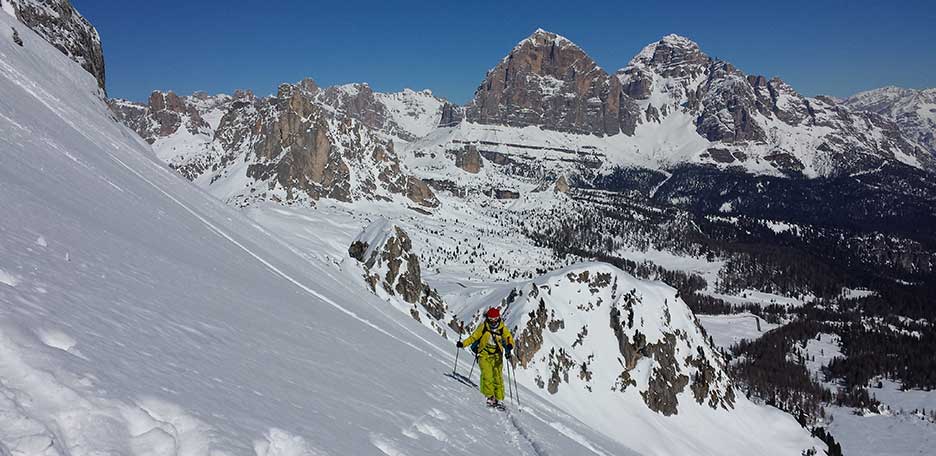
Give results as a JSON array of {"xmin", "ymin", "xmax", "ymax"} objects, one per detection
[{"xmin": 470, "ymin": 321, "xmax": 504, "ymax": 355}]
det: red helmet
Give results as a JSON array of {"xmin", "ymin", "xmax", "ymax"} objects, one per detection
[{"xmin": 486, "ymin": 307, "xmax": 501, "ymax": 319}]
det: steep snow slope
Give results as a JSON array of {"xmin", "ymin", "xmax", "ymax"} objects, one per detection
[
  {"xmin": 0, "ymin": 13, "xmax": 641, "ymax": 456},
  {"xmin": 238, "ymin": 200, "xmax": 824, "ymax": 456},
  {"xmin": 1, "ymin": 0, "xmax": 105, "ymax": 89}
]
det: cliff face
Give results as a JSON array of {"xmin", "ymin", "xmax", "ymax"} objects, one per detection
[
  {"xmin": 466, "ymin": 29, "xmax": 639, "ymax": 137},
  {"xmin": 3, "ymin": 0, "xmax": 105, "ymax": 91}
]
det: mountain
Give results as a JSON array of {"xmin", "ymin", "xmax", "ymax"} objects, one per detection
[
  {"xmin": 0, "ymin": 11, "xmax": 660, "ymax": 455},
  {"xmin": 110, "ymin": 81, "xmax": 440, "ymax": 208},
  {"xmin": 1, "ymin": 0, "xmax": 105, "ymax": 90},
  {"xmin": 109, "ymin": 81, "xmax": 449, "ymax": 208},
  {"xmin": 316, "ymin": 83, "xmax": 448, "ymax": 141},
  {"xmin": 452, "ymin": 30, "xmax": 933, "ymax": 179},
  {"xmin": 466, "ymin": 29, "xmax": 638, "ymax": 136},
  {"xmin": 108, "ymin": 90, "xmax": 231, "ymax": 165},
  {"xmin": 400, "ymin": 31, "xmax": 936, "ymax": 259},
  {"xmin": 843, "ymin": 86, "xmax": 936, "ymax": 157}
]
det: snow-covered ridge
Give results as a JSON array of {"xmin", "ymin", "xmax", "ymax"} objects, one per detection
[{"xmin": 436, "ymin": 261, "xmax": 822, "ymax": 455}]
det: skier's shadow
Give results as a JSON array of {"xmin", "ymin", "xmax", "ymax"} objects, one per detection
[{"xmin": 445, "ymin": 372, "xmax": 478, "ymax": 388}]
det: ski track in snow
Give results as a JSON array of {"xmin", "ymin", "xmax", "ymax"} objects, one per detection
[{"xmin": 100, "ymin": 142, "xmax": 444, "ymax": 362}]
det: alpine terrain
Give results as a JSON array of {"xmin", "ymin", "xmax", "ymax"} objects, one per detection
[{"xmin": 3, "ymin": 2, "xmax": 936, "ymax": 455}]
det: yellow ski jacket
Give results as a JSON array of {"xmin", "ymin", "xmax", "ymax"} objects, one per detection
[{"xmin": 463, "ymin": 320, "xmax": 514, "ymax": 357}]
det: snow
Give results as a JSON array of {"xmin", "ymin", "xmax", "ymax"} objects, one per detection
[
  {"xmin": 228, "ymin": 200, "xmax": 822, "ymax": 455},
  {"xmin": 374, "ymin": 88, "xmax": 445, "ymax": 140},
  {"xmin": 1, "ymin": 0, "xmax": 15, "ymax": 18},
  {"xmin": 697, "ymin": 313, "xmax": 780, "ymax": 350},
  {"xmin": 840, "ymin": 287, "xmax": 876, "ymax": 299},
  {"xmin": 763, "ymin": 220, "xmax": 795, "ymax": 234},
  {"xmin": 798, "ymin": 333, "xmax": 842, "ymax": 378},
  {"xmin": 702, "ymin": 289, "xmax": 811, "ymax": 308},
  {"xmin": 793, "ymin": 330, "xmax": 936, "ymax": 456},
  {"xmin": 0, "ymin": 14, "xmax": 640, "ymax": 455},
  {"xmin": 826, "ymin": 405, "xmax": 936, "ymax": 456},
  {"xmin": 844, "ymin": 86, "xmax": 936, "ymax": 157},
  {"xmin": 0, "ymin": 268, "xmax": 19, "ymax": 287},
  {"xmin": 614, "ymin": 246, "xmax": 724, "ymax": 290}
]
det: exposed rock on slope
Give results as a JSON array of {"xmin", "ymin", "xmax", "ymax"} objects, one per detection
[
  {"xmin": 349, "ymin": 219, "xmax": 456, "ymax": 336},
  {"xmin": 316, "ymin": 82, "xmax": 447, "ymax": 141},
  {"xmin": 466, "ymin": 29, "xmax": 639, "ymax": 136},
  {"xmin": 500, "ymin": 263, "xmax": 734, "ymax": 416},
  {"xmin": 2, "ymin": 0, "xmax": 105, "ymax": 90},
  {"xmin": 844, "ymin": 86, "xmax": 936, "ymax": 158},
  {"xmin": 108, "ymin": 90, "xmax": 231, "ymax": 171}
]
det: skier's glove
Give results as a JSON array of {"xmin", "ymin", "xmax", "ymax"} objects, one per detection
[
  {"xmin": 456, "ymin": 340, "xmax": 464, "ymax": 348},
  {"xmin": 505, "ymin": 344, "xmax": 513, "ymax": 360}
]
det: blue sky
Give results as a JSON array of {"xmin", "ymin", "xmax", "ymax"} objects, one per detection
[{"xmin": 76, "ymin": 0, "xmax": 936, "ymax": 103}]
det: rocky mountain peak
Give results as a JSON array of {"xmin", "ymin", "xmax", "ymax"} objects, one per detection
[
  {"xmin": 843, "ymin": 86, "xmax": 936, "ymax": 158},
  {"xmin": 618, "ymin": 34, "xmax": 711, "ymax": 100},
  {"xmin": 466, "ymin": 28, "xmax": 637, "ymax": 136},
  {"xmin": 510, "ymin": 28, "xmax": 579, "ymax": 55},
  {"xmin": 349, "ymin": 219, "xmax": 456, "ymax": 337}
]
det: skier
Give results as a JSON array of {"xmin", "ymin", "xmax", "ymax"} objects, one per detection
[{"xmin": 456, "ymin": 307, "xmax": 514, "ymax": 408}]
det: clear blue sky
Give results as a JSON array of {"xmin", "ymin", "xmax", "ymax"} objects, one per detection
[{"xmin": 75, "ymin": 0, "xmax": 936, "ymax": 103}]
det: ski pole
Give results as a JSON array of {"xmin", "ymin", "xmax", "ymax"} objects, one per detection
[
  {"xmin": 453, "ymin": 345, "xmax": 460, "ymax": 376},
  {"xmin": 506, "ymin": 357, "xmax": 513, "ymax": 407},
  {"xmin": 468, "ymin": 355, "xmax": 477, "ymax": 380},
  {"xmin": 511, "ymin": 361, "xmax": 521, "ymax": 409}
]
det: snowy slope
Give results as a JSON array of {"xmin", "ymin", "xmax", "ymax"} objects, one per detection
[
  {"xmin": 375, "ymin": 88, "xmax": 446, "ymax": 140},
  {"xmin": 237, "ymin": 201, "xmax": 824, "ymax": 456},
  {"xmin": 0, "ymin": 13, "xmax": 645, "ymax": 456},
  {"xmin": 1, "ymin": 0, "xmax": 105, "ymax": 90}
]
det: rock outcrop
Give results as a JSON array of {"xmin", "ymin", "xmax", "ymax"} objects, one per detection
[
  {"xmin": 466, "ymin": 29, "xmax": 639, "ymax": 136},
  {"xmin": 454, "ymin": 145, "xmax": 483, "ymax": 173},
  {"xmin": 110, "ymin": 91, "xmax": 215, "ymax": 144},
  {"xmin": 500, "ymin": 263, "xmax": 734, "ymax": 415},
  {"xmin": 316, "ymin": 83, "xmax": 448, "ymax": 141},
  {"xmin": 4, "ymin": 0, "xmax": 105, "ymax": 90},
  {"xmin": 349, "ymin": 219, "xmax": 456, "ymax": 336}
]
